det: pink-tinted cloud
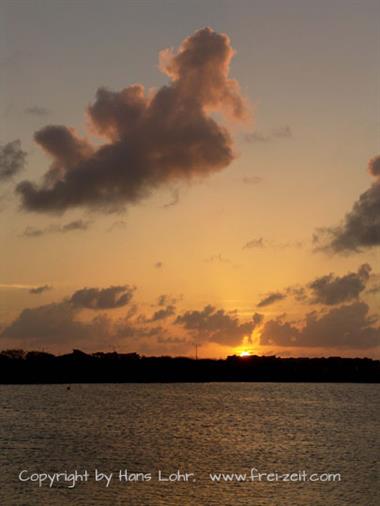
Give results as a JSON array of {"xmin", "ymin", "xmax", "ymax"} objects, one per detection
[{"xmin": 17, "ymin": 28, "xmax": 249, "ymax": 214}]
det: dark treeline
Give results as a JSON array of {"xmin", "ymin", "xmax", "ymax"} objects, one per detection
[{"xmin": 0, "ymin": 349, "xmax": 379, "ymax": 383}]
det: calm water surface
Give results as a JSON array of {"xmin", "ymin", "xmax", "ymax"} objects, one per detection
[{"xmin": 0, "ymin": 383, "xmax": 378, "ymax": 505}]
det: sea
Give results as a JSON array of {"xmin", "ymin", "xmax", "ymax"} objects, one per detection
[{"xmin": 0, "ymin": 383, "xmax": 378, "ymax": 505}]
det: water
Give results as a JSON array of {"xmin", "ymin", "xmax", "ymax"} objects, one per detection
[{"xmin": 0, "ymin": 383, "xmax": 378, "ymax": 505}]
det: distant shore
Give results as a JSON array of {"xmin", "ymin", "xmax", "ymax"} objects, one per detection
[{"xmin": 0, "ymin": 349, "xmax": 379, "ymax": 384}]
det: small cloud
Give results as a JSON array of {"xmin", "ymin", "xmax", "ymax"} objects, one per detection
[
  {"xmin": 70, "ymin": 285, "xmax": 135, "ymax": 310},
  {"xmin": 107, "ymin": 220, "xmax": 127, "ymax": 232},
  {"xmin": 286, "ymin": 286, "xmax": 308, "ymax": 303},
  {"xmin": 243, "ymin": 237, "xmax": 265, "ymax": 249},
  {"xmin": 0, "ymin": 140, "xmax": 27, "ymax": 181},
  {"xmin": 150, "ymin": 305, "xmax": 176, "ymax": 322},
  {"xmin": 29, "ymin": 284, "xmax": 52, "ymax": 295},
  {"xmin": 243, "ymin": 237, "xmax": 304, "ymax": 250},
  {"xmin": 245, "ymin": 132, "xmax": 271, "ymax": 143},
  {"xmin": 157, "ymin": 294, "xmax": 179, "ymax": 306},
  {"xmin": 257, "ymin": 292, "xmax": 286, "ymax": 308},
  {"xmin": 366, "ymin": 284, "xmax": 380, "ymax": 295},
  {"xmin": 205, "ymin": 254, "xmax": 231, "ymax": 264},
  {"xmin": 162, "ymin": 189, "xmax": 180, "ymax": 208},
  {"xmin": 25, "ymin": 106, "xmax": 50, "ymax": 117},
  {"xmin": 22, "ymin": 219, "xmax": 91, "ymax": 237},
  {"xmin": 61, "ymin": 220, "xmax": 90, "ymax": 232},
  {"xmin": 272, "ymin": 125, "xmax": 292, "ymax": 139},
  {"xmin": 241, "ymin": 176, "xmax": 262, "ymax": 185},
  {"xmin": 245, "ymin": 125, "xmax": 292, "ymax": 144}
]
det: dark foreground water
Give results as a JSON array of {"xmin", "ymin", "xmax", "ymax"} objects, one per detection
[{"xmin": 0, "ymin": 383, "xmax": 378, "ymax": 505}]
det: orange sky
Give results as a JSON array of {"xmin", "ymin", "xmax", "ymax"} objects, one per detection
[{"xmin": 1, "ymin": 2, "xmax": 379, "ymax": 358}]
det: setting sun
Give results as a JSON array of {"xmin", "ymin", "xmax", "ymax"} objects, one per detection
[{"xmin": 239, "ymin": 351, "xmax": 251, "ymax": 357}]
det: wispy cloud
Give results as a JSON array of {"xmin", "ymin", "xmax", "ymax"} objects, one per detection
[
  {"xmin": 25, "ymin": 106, "xmax": 50, "ymax": 116},
  {"xmin": 22, "ymin": 219, "xmax": 91, "ymax": 237},
  {"xmin": 245, "ymin": 125, "xmax": 292, "ymax": 143},
  {"xmin": 29, "ymin": 284, "xmax": 52, "ymax": 295},
  {"xmin": 243, "ymin": 237, "xmax": 304, "ymax": 250}
]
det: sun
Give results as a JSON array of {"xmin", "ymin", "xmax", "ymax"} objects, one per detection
[{"xmin": 239, "ymin": 351, "xmax": 251, "ymax": 357}]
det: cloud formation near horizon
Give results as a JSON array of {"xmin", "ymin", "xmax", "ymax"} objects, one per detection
[
  {"xmin": 308, "ymin": 264, "xmax": 371, "ymax": 305},
  {"xmin": 175, "ymin": 305, "xmax": 262, "ymax": 346},
  {"xmin": 16, "ymin": 28, "xmax": 248, "ymax": 214},
  {"xmin": 314, "ymin": 155, "xmax": 380, "ymax": 253},
  {"xmin": 0, "ymin": 140, "xmax": 26, "ymax": 181},
  {"xmin": 261, "ymin": 302, "xmax": 380, "ymax": 349}
]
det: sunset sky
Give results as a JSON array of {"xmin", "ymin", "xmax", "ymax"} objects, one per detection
[{"xmin": 0, "ymin": 0, "xmax": 379, "ymax": 358}]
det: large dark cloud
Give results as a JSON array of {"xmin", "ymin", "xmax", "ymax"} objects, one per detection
[
  {"xmin": 314, "ymin": 155, "xmax": 380, "ymax": 253},
  {"xmin": 0, "ymin": 302, "xmax": 108, "ymax": 347},
  {"xmin": 69, "ymin": 285, "xmax": 135, "ymax": 310},
  {"xmin": 308, "ymin": 264, "xmax": 371, "ymax": 305},
  {"xmin": 0, "ymin": 140, "xmax": 26, "ymax": 181},
  {"xmin": 257, "ymin": 292, "xmax": 286, "ymax": 308},
  {"xmin": 261, "ymin": 302, "xmax": 380, "ymax": 349},
  {"xmin": 16, "ymin": 28, "xmax": 248, "ymax": 214},
  {"xmin": 175, "ymin": 305, "xmax": 262, "ymax": 346}
]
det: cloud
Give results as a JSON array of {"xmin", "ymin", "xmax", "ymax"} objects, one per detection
[
  {"xmin": 175, "ymin": 305, "xmax": 261, "ymax": 345},
  {"xmin": 16, "ymin": 28, "xmax": 249, "ymax": 214},
  {"xmin": 0, "ymin": 140, "xmax": 27, "ymax": 181},
  {"xmin": 0, "ymin": 301, "xmax": 109, "ymax": 347},
  {"xmin": 245, "ymin": 125, "xmax": 292, "ymax": 143},
  {"xmin": 241, "ymin": 176, "xmax": 262, "ymax": 185},
  {"xmin": 286, "ymin": 286, "xmax": 308, "ymax": 303},
  {"xmin": 243, "ymin": 237, "xmax": 265, "ymax": 249},
  {"xmin": 308, "ymin": 264, "xmax": 371, "ymax": 305},
  {"xmin": 162, "ymin": 189, "xmax": 180, "ymax": 208},
  {"xmin": 314, "ymin": 155, "xmax": 380, "ymax": 253},
  {"xmin": 29, "ymin": 284, "xmax": 52, "ymax": 295},
  {"xmin": 157, "ymin": 294, "xmax": 179, "ymax": 306},
  {"xmin": 205, "ymin": 254, "xmax": 231, "ymax": 264},
  {"xmin": 150, "ymin": 305, "xmax": 176, "ymax": 322},
  {"xmin": 257, "ymin": 292, "xmax": 286, "ymax": 308},
  {"xmin": 366, "ymin": 284, "xmax": 380, "ymax": 295},
  {"xmin": 25, "ymin": 106, "xmax": 50, "ymax": 116},
  {"xmin": 107, "ymin": 220, "xmax": 127, "ymax": 232},
  {"xmin": 69, "ymin": 285, "xmax": 135, "ymax": 310},
  {"xmin": 0, "ymin": 287, "xmax": 175, "ymax": 352},
  {"xmin": 22, "ymin": 219, "xmax": 91, "ymax": 237},
  {"xmin": 243, "ymin": 237, "xmax": 303, "ymax": 250},
  {"xmin": 260, "ymin": 302, "xmax": 380, "ymax": 349}
]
